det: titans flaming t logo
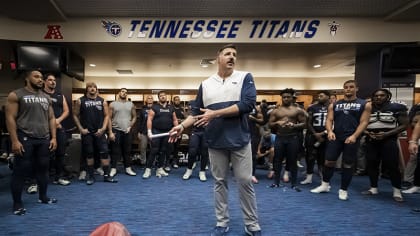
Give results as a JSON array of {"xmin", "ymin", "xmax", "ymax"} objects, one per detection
[
  {"xmin": 328, "ymin": 21, "xmax": 340, "ymax": 37},
  {"xmin": 101, "ymin": 20, "xmax": 122, "ymax": 37}
]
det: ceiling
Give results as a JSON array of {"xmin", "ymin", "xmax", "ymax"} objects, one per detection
[{"xmin": 1, "ymin": 0, "xmax": 420, "ymax": 80}]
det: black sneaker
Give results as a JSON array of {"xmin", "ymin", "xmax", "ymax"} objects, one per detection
[
  {"xmin": 86, "ymin": 176, "xmax": 95, "ymax": 185},
  {"xmin": 244, "ymin": 226, "xmax": 262, "ymax": 236},
  {"xmin": 104, "ymin": 175, "xmax": 118, "ymax": 183},
  {"xmin": 412, "ymin": 208, "xmax": 420, "ymax": 213},
  {"xmin": 210, "ymin": 226, "xmax": 229, "ymax": 236},
  {"xmin": 13, "ymin": 207, "xmax": 26, "ymax": 216},
  {"xmin": 38, "ymin": 197, "xmax": 58, "ymax": 204},
  {"xmin": 268, "ymin": 183, "xmax": 280, "ymax": 188},
  {"xmin": 292, "ymin": 186, "xmax": 302, "ymax": 192},
  {"xmin": 402, "ymin": 181, "xmax": 413, "ymax": 190}
]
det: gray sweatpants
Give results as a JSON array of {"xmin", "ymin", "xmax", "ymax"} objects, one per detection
[{"xmin": 209, "ymin": 143, "xmax": 261, "ymax": 231}]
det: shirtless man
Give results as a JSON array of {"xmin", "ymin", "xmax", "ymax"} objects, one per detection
[{"xmin": 268, "ymin": 88, "xmax": 307, "ymax": 191}]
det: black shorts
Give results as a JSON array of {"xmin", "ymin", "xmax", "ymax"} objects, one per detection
[
  {"xmin": 81, "ymin": 133, "xmax": 108, "ymax": 155},
  {"xmin": 325, "ymin": 138, "xmax": 359, "ymax": 165}
]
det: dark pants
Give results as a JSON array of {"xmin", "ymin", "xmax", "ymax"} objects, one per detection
[
  {"xmin": 11, "ymin": 131, "xmax": 51, "ymax": 208},
  {"xmin": 251, "ymin": 133, "xmax": 260, "ymax": 176},
  {"xmin": 187, "ymin": 131, "xmax": 209, "ymax": 171},
  {"xmin": 273, "ymin": 134, "xmax": 299, "ymax": 186},
  {"xmin": 169, "ymin": 139, "xmax": 181, "ymax": 166},
  {"xmin": 365, "ymin": 137, "xmax": 401, "ymax": 189},
  {"xmin": 305, "ymin": 134, "xmax": 326, "ymax": 175},
  {"xmin": 51, "ymin": 128, "xmax": 67, "ymax": 179},
  {"xmin": 1, "ymin": 133, "xmax": 11, "ymax": 154},
  {"xmin": 110, "ymin": 129, "xmax": 133, "ymax": 169},
  {"xmin": 146, "ymin": 134, "xmax": 170, "ymax": 169}
]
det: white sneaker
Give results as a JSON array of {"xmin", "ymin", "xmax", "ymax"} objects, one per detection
[
  {"xmin": 164, "ymin": 166, "xmax": 171, "ymax": 172},
  {"xmin": 125, "ymin": 167, "xmax": 136, "ymax": 176},
  {"xmin": 54, "ymin": 178, "xmax": 71, "ymax": 186},
  {"xmin": 142, "ymin": 168, "xmax": 151, "ymax": 179},
  {"xmin": 199, "ymin": 171, "xmax": 207, "ymax": 182},
  {"xmin": 26, "ymin": 184, "xmax": 38, "ymax": 194},
  {"xmin": 310, "ymin": 182, "xmax": 331, "ymax": 193},
  {"xmin": 393, "ymin": 188, "xmax": 404, "ymax": 202},
  {"xmin": 183, "ymin": 169, "xmax": 193, "ymax": 180},
  {"xmin": 110, "ymin": 168, "xmax": 117, "ymax": 177},
  {"xmin": 96, "ymin": 167, "xmax": 104, "ymax": 176},
  {"xmin": 283, "ymin": 171, "xmax": 289, "ymax": 183},
  {"xmin": 361, "ymin": 187, "xmax": 379, "ymax": 195},
  {"xmin": 297, "ymin": 161, "xmax": 304, "ymax": 168},
  {"xmin": 338, "ymin": 189, "xmax": 349, "ymax": 200},
  {"xmin": 156, "ymin": 168, "xmax": 169, "ymax": 178},
  {"xmin": 402, "ymin": 186, "xmax": 420, "ymax": 194},
  {"xmin": 300, "ymin": 174, "xmax": 313, "ymax": 185},
  {"xmin": 78, "ymin": 170, "xmax": 87, "ymax": 181}
]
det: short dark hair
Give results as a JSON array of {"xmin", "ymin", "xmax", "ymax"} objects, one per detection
[
  {"xmin": 280, "ymin": 88, "xmax": 296, "ymax": 96},
  {"xmin": 218, "ymin": 44, "xmax": 236, "ymax": 54},
  {"xmin": 43, "ymin": 73, "xmax": 56, "ymax": 80},
  {"xmin": 371, "ymin": 88, "xmax": 392, "ymax": 102},
  {"xmin": 158, "ymin": 90, "xmax": 166, "ymax": 97},
  {"xmin": 19, "ymin": 69, "xmax": 42, "ymax": 80},
  {"xmin": 318, "ymin": 90, "xmax": 331, "ymax": 97}
]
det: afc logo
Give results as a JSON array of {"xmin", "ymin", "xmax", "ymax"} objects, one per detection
[
  {"xmin": 101, "ymin": 20, "xmax": 122, "ymax": 37},
  {"xmin": 44, "ymin": 25, "xmax": 63, "ymax": 39}
]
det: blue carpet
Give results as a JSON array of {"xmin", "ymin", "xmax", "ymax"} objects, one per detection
[{"xmin": 0, "ymin": 164, "xmax": 419, "ymax": 236}]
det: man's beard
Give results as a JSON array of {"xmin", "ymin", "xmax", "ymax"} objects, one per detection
[{"xmin": 30, "ymin": 81, "xmax": 42, "ymax": 90}]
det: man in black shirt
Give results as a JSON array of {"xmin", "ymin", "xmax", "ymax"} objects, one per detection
[
  {"xmin": 73, "ymin": 82, "xmax": 117, "ymax": 185},
  {"xmin": 311, "ymin": 80, "xmax": 371, "ymax": 201},
  {"xmin": 362, "ymin": 89, "xmax": 408, "ymax": 202},
  {"xmin": 43, "ymin": 73, "xmax": 71, "ymax": 186},
  {"xmin": 302, "ymin": 90, "xmax": 330, "ymax": 185},
  {"xmin": 142, "ymin": 91, "xmax": 178, "ymax": 178}
]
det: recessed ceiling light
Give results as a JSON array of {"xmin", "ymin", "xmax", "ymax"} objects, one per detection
[
  {"xmin": 89, "ymin": 64, "xmax": 96, "ymax": 67},
  {"xmin": 313, "ymin": 64, "xmax": 321, "ymax": 68},
  {"xmin": 200, "ymin": 58, "xmax": 215, "ymax": 67}
]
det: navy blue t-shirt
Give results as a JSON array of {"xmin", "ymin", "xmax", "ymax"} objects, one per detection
[
  {"xmin": 333, "ymin": 98, "xmax": 366, "ymax": 140},
  {"xmin": 151, "ymin": 103, "xmax": 174, "ymax": 132},
  {"xmin": 307, "ymin": 103, "xmax": 328, "ymax": 133}
]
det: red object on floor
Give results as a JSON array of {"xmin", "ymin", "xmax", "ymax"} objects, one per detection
[{"xmin": 90, "ymin": 222, "xmax": 131, "ymax": 236}]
